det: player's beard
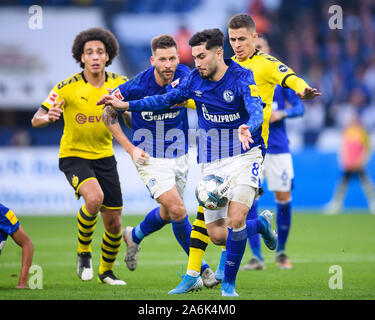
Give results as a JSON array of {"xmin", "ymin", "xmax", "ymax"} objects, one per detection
[
  {"xmin": 199, "ymin": 65, "xmax": 218, "ymax": 80},
  {"xmin": 155, "ymin": 66, "xmax": 175, "ymax": 83}
]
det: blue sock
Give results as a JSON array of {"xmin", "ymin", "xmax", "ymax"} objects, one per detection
[
  {"xmin": 276, "ymin": 201, "xmax": 292, "ymax": 252},
  {"xmin": 224, "ymin": 227, "xmax": 247, "ymax": 283},
  {"xmin": 132, "ymin": 207, "xmax": 167, "ymax": 244},
  {"xmin": 171, "ymin": 215, "xmax": 192, "ymax": 256},
  {"xmin": 246, "ymin": 200, "xmax": 263, "ymax": 261},
  {"xmin": 246, "ymin": 218, "xmax": 263, "ymax": 237}
]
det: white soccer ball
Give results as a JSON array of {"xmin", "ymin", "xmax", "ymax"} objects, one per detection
[{"xmin": 195, "ymin": 175, "xmax": 231, "ymax": 210}]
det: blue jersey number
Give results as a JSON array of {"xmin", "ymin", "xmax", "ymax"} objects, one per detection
[{"xmin": 252, "ymin": 163, "xmax": 260, "ymax": 176}]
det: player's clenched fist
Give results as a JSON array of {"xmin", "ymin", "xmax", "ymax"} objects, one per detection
[
  {"xmin": 48, "ymin": 100, "xmax": 64, "ymax": 123},
  {"xmin": 130, "ymin": 146, "xmax": 150, "ymax": 165}
]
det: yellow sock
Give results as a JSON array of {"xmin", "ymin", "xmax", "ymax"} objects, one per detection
[
  {"xmin": 77, "ymin": 205, "xmax": 98, "ymax": 254},
  {"xmin": 187, "ymin": 206, "xmax": 210, "ymax": 273},
  {"xmin": 99, "ymin": 230, "xmax": 122, "ymax": 274}
]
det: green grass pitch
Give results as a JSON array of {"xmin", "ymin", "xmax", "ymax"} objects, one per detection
[{"xmin": 0, "ymin": 212, "xmax": 374, "ymax": 300}]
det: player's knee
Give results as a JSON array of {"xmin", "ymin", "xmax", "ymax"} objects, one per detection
[
  {"xmin": 103, "ymin": 210, "xmax": 122, "ymax": 234},
  {"xmin": 207, "ymin": 227, "xmax": 227, "ymax": 246},
  {"xmin": 85, "ymin": 192, "xmax": 104, "ymax": 213},
  {"xmin": 166, "ymin": 203, "xmax": 186, "ymax": 221},
  {"xmin": 209, "ymin": 233, "xmax": 226, "ymax": 246},
  {"xmin": 227, "ymin": 214, "xmax": 246, "ymax": 230},
  {"xmin": 274, "ymin": 191, "xmax": 291, "ymax": 202}
]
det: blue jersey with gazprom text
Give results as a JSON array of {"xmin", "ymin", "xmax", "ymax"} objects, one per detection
[
  {"xmin": 111, "ymin": 64, "xmax": 190, "ymax": 158},
  {"xmin": 128, "ymin": 59, "xmax": 265, "ymax": 163},
  {"xmin": 267, "ymin": 85, "xmax": 305, "ymax": 154}
]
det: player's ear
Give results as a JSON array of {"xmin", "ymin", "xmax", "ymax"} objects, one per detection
[
  {"xmin": 150, "ymin": 55, "xmax": 155, "ymax": 66},
  {"xmin": 216, "ymin": 47, "xmax": 223, "ymax": 59}
]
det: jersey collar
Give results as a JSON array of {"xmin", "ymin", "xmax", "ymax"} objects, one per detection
[
  {"xmin": 233, "ymin": 49, "xmax": 259, "ymax": 62},
  {"xmin": 81, "ymin": 71, "xmax": 108, "ymax": 83}
]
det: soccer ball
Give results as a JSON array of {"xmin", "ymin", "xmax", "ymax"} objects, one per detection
[{"xmin": 195, "ymin": 175, "xmax": 231, "ymax": 210}]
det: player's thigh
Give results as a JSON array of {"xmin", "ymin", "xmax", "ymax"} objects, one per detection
[
  {"xmin": 157, "ymin": 186, "xmax": 186, "ymax": 221},
  {"xmin": 78, "ymin": 178, "xmax": 104, "ymax": 207},
  {"xmin": 263, "ymin": 153, "xmax": 294, "ymax": 192},
  {"xmin": 92, "ymin": 156, "xmax": 123, "ymax": 211}
]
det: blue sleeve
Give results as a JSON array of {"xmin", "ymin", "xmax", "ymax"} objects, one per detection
[
  {"xmin": 110, "ymin": 75, "xmax": 142, "ymax": 114},
  {"xmin": 128, "ymin": 75, "xmax": 191, "ymax": 112},
  {"xmin": 237, "ymin": 73, "xmax": 264, "ymax": 133},
  {"xmin": 283, "ymin": 88, "xmax": 305, "ymax": 118}
]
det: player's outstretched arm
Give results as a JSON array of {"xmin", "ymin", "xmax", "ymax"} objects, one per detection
[
  {"xmin": 11, "ymin": 225, "xmax": 34, "ymax": 289},
  {"xmin": 284, "ymin": 76, "xmax": 321, "ymax": 100},
  {"xmin": 97, "ymin": 95, "xmax": 129, "ymax": 111},
  {"xmin": 128, "ymin": 87, "xmax": 189, "ymax": 112},
  {"xmin": 31, "ymin": 100, "xmax": 64, "ymax": 128},
  {"xmin": 102, "ymin": 105, "xmax": 149, "ymax": 164}
]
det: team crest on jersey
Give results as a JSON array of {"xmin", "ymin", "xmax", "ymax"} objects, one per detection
[
  {"xmin": 46, "ymin": 91, "xmax": 59, "ymax": 104},
  {"xmin": 171, "ymin": 78, "xmax": 180, "ymax": 88},
  {"xmin": 223, "ymin": 90, "xmax": 234, "ymax": 102},
  {"xmin": 112, "ymin": 88, "xmax": 124, "ymax": 101},
  {"xmin": 278, "ymin": 64, "xmax": 288, "ymax": 73},
  {"xmin": 148, "ymin": 178, "xmax": 156, "ymax": 187},
  {"xmin": 72, "ymin": 175, "xmax": 79, "ymax": 188}
]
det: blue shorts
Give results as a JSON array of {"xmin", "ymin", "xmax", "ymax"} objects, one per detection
[{"xmin": 0, "ymin": 203, "xmax": 20, "ymax": 254}]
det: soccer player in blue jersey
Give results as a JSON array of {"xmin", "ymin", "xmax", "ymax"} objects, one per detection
[
  {"xmin": 0, "ymin": 203, "xmax": 34, "ymax": 288},
  {"xmin": 241, "ymin": 35, "xmax": 305, "ymax": 271},
  {"xmin": 98, "ymin": 28, "xmax": 277, "ymax": 297},
  {"xmin": 101, "ymin": 34, "xmax": 219, "ymax": 288}
]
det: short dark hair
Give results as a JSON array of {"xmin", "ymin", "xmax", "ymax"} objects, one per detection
[
  {"xmin": 228, "ymin": 14, "xmax": 256, "ymax": 31},
  {"xmin": 151, "ymin": 34, "xmax": 178, "ymax": 54},
  {"xmin": 72, "ymin": 27, "xmax": 119, "ymax": 69},
  {"xmin": 188, "ymin": 28, "xmax": 224, "ymax": 50}
]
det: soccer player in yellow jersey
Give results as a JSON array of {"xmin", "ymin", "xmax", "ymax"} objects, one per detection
[
  {"xmin": 31, "ymin": 28, "xmax": 128, "ymax": 285},
  {"xmin": 181, "ymin": 14, "xmax": 321, "ymax": 295}
]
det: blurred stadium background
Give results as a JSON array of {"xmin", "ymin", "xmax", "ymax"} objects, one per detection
[{"xmin": 0, "ymin": 0, "xmax": 375, "ymax": 215}]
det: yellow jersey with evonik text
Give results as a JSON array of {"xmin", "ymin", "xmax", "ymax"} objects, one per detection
[{"xmin": 41, "ymin": 72, "xmax": 128, "ymax": 159}]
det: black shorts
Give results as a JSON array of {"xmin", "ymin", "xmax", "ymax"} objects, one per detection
[{"xmin": 59, "ymin": 156, "xmax": 123, "ymax": 209}]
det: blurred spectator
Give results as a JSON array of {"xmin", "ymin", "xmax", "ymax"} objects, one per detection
[
  {"xmin": 10, "ymin": 129, "xmax": 31, "ymax": 146},
  {"xmin": 325, "ymin": 115, "xmax": 375, "ymax": 214},
  {"xmin": 175, "ymin": 23, "xmax": 194, "ymax": 69}
]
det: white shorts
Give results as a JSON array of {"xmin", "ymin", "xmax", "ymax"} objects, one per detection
[
  {"xmin": 201, "ymin": 147, "xmax": 264, "ymax": 224},
  {"xmin": 135, "ymin": 154, "xmax": 189, "ymax": 199},
  {"xmin": 262, "ymin": 153, "xmax": 294, "ymax": 192}
]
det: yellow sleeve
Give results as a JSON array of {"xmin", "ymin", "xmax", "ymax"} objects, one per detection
[
  {"xmin": 284, "ymin": 75, "xmax": 309, "ymax": 93},
  {"xmin": 41, "ymin": 83, "xmax": 65, "ymax": 111},
  {"xmin": 261, "ymin": 53, "xmax": 308, "ymax": 90}
]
